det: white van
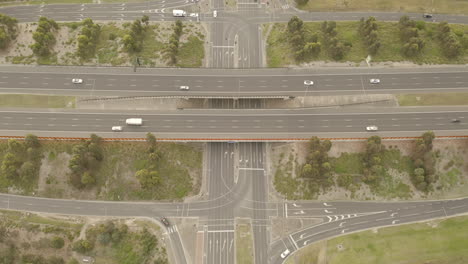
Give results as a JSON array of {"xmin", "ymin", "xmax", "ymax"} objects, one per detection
[{"xmin": 112, "ymin": 126, "xmax": 123, "ymax": 131}]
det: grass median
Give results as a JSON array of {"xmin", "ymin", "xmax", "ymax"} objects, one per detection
[
  {"xmin": 0, "ymin": 94, "xmax": 75, "ymax": 108},
  {"xmin": 236, "ymin": 219, "xmax": 254, "ymax": 264},
  {"xmin": 287, "ymin": 215, "xmax": 468, "ymax": 264},
  {"xmin": 397, "ymin": 93, "xmax": 468, "ymax": 106}
]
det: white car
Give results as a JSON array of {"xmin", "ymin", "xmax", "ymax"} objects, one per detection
[
  {"xmin": 280, "ymin": 249, "xmax": 290, "ymax": 259},
  {"xmin": 72, "ymin": 78, "xmax": 83, "ymax": 84},
  {"xmin": 112, "ymin": 126, "xmax": 123, "ymax": 132},
  {"xmin": 189, "ymin": 13, "xmax": 199, "ymax": 17},
  {"xmin": 180, "ymin": 85, "xmax": 190, "ymax": 90},
  {"xmin": 304, "ymin": 80, "xmax": 314, "ymax": 86},
  {"xmin": 213, "ymin": 10, "xmax": 217, "ymax": 17},
  {"xmin": 366, "ymin": 125, "xmax": 378, "ymax": 131},
  {"xmin": 370, "ymin": 79, "xmax": 380, "ymax": 84}
]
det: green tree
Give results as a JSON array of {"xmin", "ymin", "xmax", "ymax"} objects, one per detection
[
  {"xmin": 19, "ymin": 161, "xmax": 35, "ymax": 181},
  {"xmin": 72, "ymin": 239, "xmax": 93, "ymax": 253},
  {"xmin": 0, "ymin": 27, "xmax": 10, "ymax": 49},
  {"xmin": 141, "ymin": 15, "xmax": 150, "ymax": 26},
  {"xmin": 1, "ymin": 152, "xmax": 19, "ymax": 180},
  {"xmin": 303, "ymin": 42, "xmax": 321, "ymax": 57},
  {"xmin": 67, "ymin": 258, "xmax": 79, "ymax": 264},
  {"xmin": 287, "ymin": 16, "xmax": 303, "ymax": 34},
  {"xmin": 146, "ymin": 132, "xmax": 157, "ymax": 146},
  {"xmin": 135, "ymin": 169, "xmax": 160, "ymax": 189},
  {"xmin": 24, "ymin": 134, "xmax": 40, "ymax": 149},
  {"xmin": 81, "ymin": 172, "xmax": 95, "ymax": 185},
  {"xmin": 50, "ymin": 236, "xmax": 65, "ymax": 249},
  {"xmin": 294, "ymin": 0, "xmax": 309, "ymax": 5}
]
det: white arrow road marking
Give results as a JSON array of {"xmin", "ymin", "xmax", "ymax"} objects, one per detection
[
  {"xmin": 334, "ymin": 216, "xmax": 339, "ymax": 221},
  {"xmin": 294, "ymin": 210, "xmax": 305, "ymax": 215},
  {"xmin": 292, "ymin": 203, "xmax": 300, "ymax": 207},
  {"xmin": 391, "ymin": 212, "xmax": 398, "ymax": 217},
  {"xmin": 327, "ymin": 216, "xmax": 333, "ymax": 222},
  {"xmin": 339, "ymin": 222, "xmax": 346, "ymax": 227},
  {"xmin": 341, "ymin": 229, "xmax": 348, "ymax": 234},
  {"xmin": 324, "ymin": 209, "xmax": 332, "ymax": 214},
  {"xmin": 323, "ymin": 202, "xmax": 332, "ymax": 206},
  {"xmin": 392, "ymin": 220, "xmax": 399, "ymax": 224},
  {"xmin": 229, "ymin": 239, "xmax": 233, "ymax": 252}
]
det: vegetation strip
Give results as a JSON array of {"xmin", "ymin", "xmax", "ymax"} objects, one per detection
[{"xmin": 267, "ymin": 16, "xmax": 468, "ymax": 67}]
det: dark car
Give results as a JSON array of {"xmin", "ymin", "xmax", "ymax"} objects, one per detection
[
  {"xmin": 423, "ymin": 13, "xmax": 433, "ymax": 18},
  {"xmin": 451, "ymin": 119, "xmax": 461, "ymax": 123},
  {"xmin": 161, "ymin": 217, "xmax": 170, "ymax": 226}
]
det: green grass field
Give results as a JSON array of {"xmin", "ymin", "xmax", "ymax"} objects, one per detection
[
  {"xmin": 177, "ymin": 35, "xmax": 205, "ymax": 67},
  {"xmin": 0, "ymin": 94, "xmax": 75, "ymax": 108},
  {"xmin": 398, "ymin": 93, "xmax": 468, "ymax": 106},
  {"xmin": 297, "ymin": 0, "xmax": 468, "ymax": 14},
  {"xmin": 266, "ymin": 21, "xmax": 468, "ymax": 67},
  {"xmin": 287, "ymin": 215, "xmax": 468, "ymax": 264}
]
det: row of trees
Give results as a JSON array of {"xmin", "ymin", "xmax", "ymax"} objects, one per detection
[
  {"xmin": 362, "ymin": 135, "xmax": 385, "ymax": 184},
  {"xmin": 122, "ymin": 16, "xmax": 149, "ymax": 53},
  {"xmin": 321, "ymin": 21, "xmax": 351, "ymax": 60},
  {"xmin": 287, "ymin": 16, "xmax": 321, "ymax": 61},
  {"xmin": 437, "ymin": 22, "xmax": 463, "ymax": 58},
  {"xmin": 77, "ymin": 18, "xmax": 101, "ymax": 59},
  {"xmin": 0, "ymin": 135, "xmax": 41, "ymax": 189},
  {"xmin": 398, "ymin": 15, "xmax": 425, "ymax": 57},
  {"xmin": 68, "ymin": 134, "xmax": 103, "ymax": 188},
  {"xmin": 300, "ymin": 137, "xmax": 333, "ymax": 195},
  {"xmin": 134, "ymin": 133, "xmax": 162, "ymax": 189},
  {"xmin": 0, "ymin": 14, "xmax": 18, "ymax": 49},
  {"xmin": 30, "ymin": 17, "xmax": 59, "ymax": 56},
  {"xmin": 165, "ymin": 20, "xmax": 184, "ymax": 65},
  {"xmin": 412, "ymin": 131, "xmax": 436, "ymax": 191},
  {"xmin": 358, "ymin": 16, "xmax": 381, "ymax": 55},
  {"xmin": 301, "ymin": 131, "xmax": 441, "ymax": 196}
]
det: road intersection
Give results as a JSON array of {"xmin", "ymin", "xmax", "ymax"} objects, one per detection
[{"xmin": 1, "ymin": 0, "xmax": 468, "ymax": 263}]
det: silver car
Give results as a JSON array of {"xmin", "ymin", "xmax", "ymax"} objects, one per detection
[
  {"xmin": 366, "ymin": 125, "xmax": 378, "ymax": 131},
  {"xmin": 369, "ymin": 79, "xmax": 380, "ymax": 84}
]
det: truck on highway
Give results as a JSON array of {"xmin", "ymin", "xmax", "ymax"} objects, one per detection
[
  {"xmin": 126, "ymin": 118, "xmax": 143, "ymax": 126},
  {"xmin": 173, "ymin": 10, "xmax": 186, "ymax": 17}
]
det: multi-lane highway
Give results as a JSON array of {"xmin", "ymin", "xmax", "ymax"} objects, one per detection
[
  {"xmin": 1, "ymin": 109, "xmax": 468, "ymax": 135},
  {"xmin": 0, "ymin": 69, "xmax": 467, "ymax": 96}
]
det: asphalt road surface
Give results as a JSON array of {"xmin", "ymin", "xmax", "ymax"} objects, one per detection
[
  {"xmin": 270, "ymin": 198, "xmax": 468, "ymax": 264},
  {"xmin": 2, "ymin": 2, "xmax": 468, "ymax": 25},
  {"xmin": 1, "ymin": 192, "xmax": 468, "ymax": 264},
  {"xmin": 1, "ymin": 109, "xmax": 468, "ymax": 134},
  {"xmin": 204, "ymin": 143, "xmax": 236, "ymax": 264},
  {"xmin": 0, "ymin": 70, "xmax": 467, "ymax": 96}
]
